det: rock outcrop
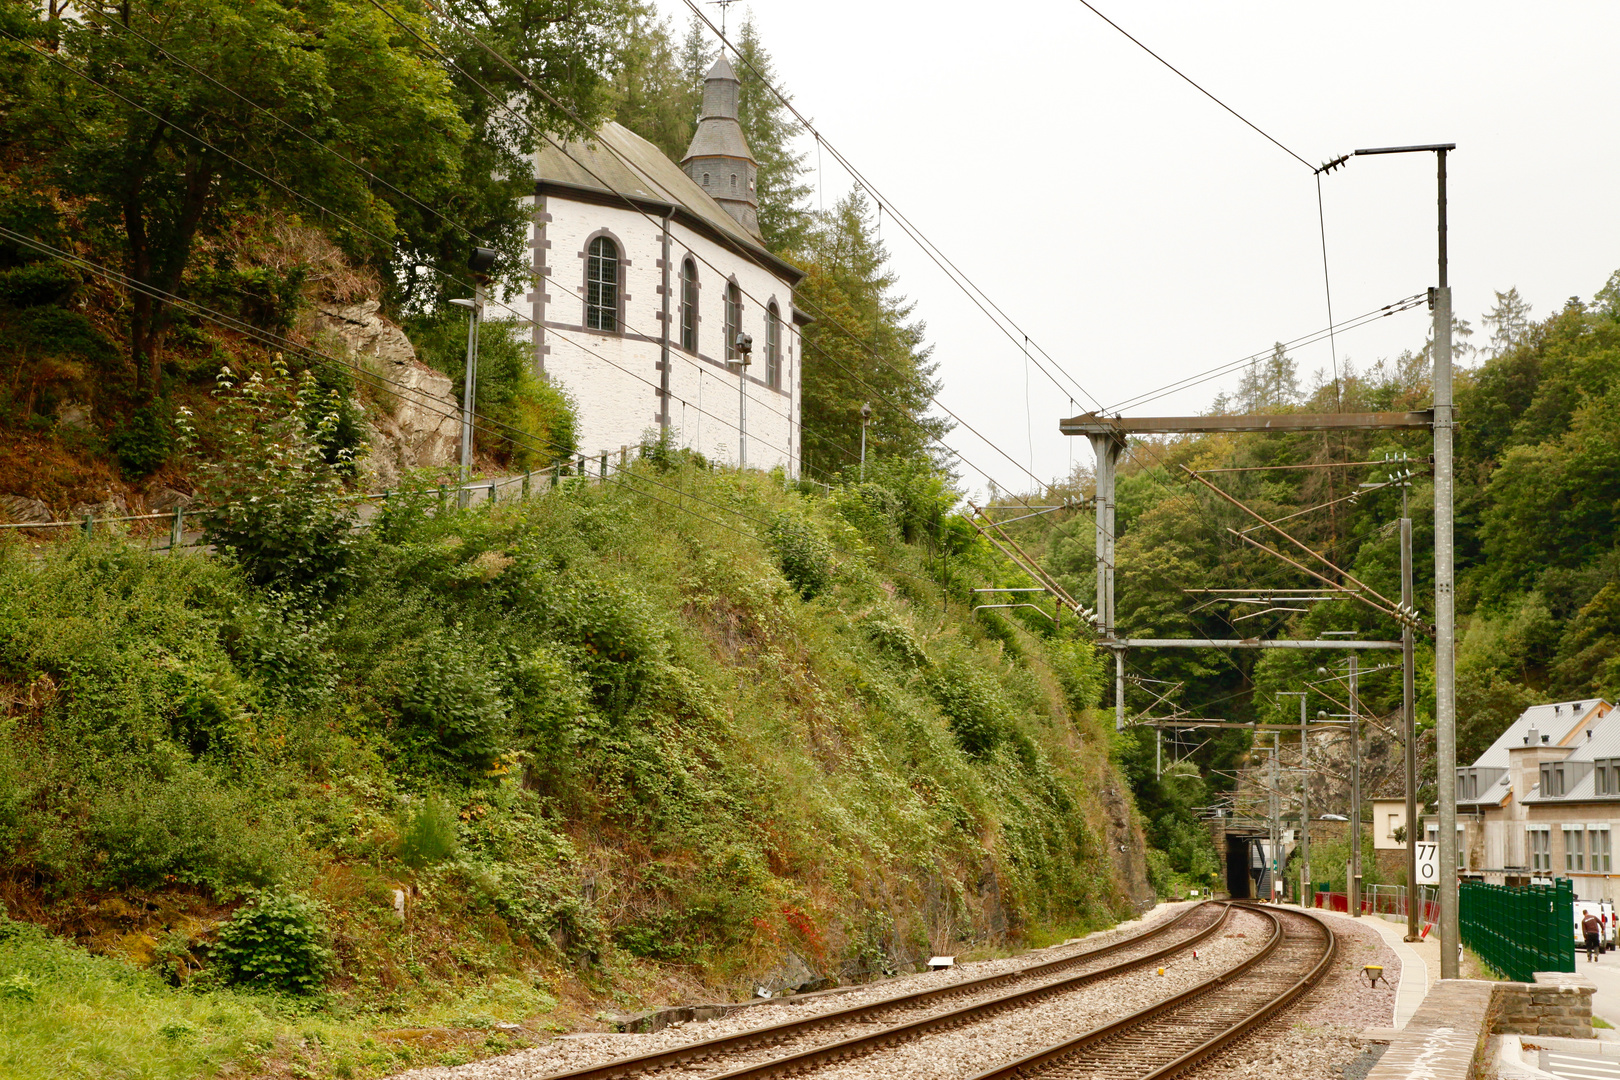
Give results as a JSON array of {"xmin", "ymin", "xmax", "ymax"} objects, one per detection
[{"xmin": 314, "ymin": 301, "xmax": 462, "ymax": 489}]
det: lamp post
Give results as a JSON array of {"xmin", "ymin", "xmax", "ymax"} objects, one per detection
[
  {"xmin": 735, "ymin": 332, "xmax": 753, "ymax": 470},
  {"xmin": 451, "ymin": 247, "xmax": 499, "ymax": 503},
  {"xmin": 1353, "ymin": 140, "xmax": 1459, "ymax": 975},
  {"xmin": 860, "ymin": 402, "xmax": 872, "ymax": 479},
  {"xmin": 1279, "ymin": 690, "xmax": 1310, "ymax": 905}
]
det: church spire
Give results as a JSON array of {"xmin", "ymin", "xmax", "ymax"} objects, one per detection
[{"xmin": 682, "ymin": 55, "xmax": 760, "ymax": 239}]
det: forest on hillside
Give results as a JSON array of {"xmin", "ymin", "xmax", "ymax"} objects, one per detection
[
  {"xmin": 990, "ymin": 277, "xmax": 1620, "ymax": 884},
  {"xmin": 0, "ymin": 3, "xmax": 1142, "ymax": 1078}
]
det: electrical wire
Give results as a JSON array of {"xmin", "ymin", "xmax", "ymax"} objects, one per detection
[
  {"xmin": 1070, "ymin": 0, "xmax": 1313, "ymax": 171},
  {"xmin": 363, "ymin": 0, "xmax": 1070, "ymax": 503}
]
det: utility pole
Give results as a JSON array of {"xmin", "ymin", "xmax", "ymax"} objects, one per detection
[
  {"xmin": 736, "ymin": 332, "xmax": 753, "ymax": 471},
  {"xmin": 1270, "ymin": 734, "xmax": 1281, "ymax": 902},
  {"xmin": 1354, "ymin": 140, "xmax": 1459, "ymax": 976},
  {"xmin": 1402, "ymin": 512, "xmax": 1419, "ymax": 941},
  {"xmin": 1279, "ymin": 690, "xmax": 1310, "ymax": 906},
  {"xmin": 859, "ymin": 402, "xmax": 871, "ymax": 479},
  {"xmin": 1350, "ymin": 653, "xmax": 1362, "ymax": 917},
  {"xmin": 453, "ymin": 248, "xmax": 498, "ymax": 502}
]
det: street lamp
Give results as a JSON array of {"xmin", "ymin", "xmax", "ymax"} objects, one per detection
[
  {"xmin": 735, "ymin": 332, "xmax": 753, "ymax": 470},
  {"xmin": 859, "ymin": 402, "xmax": 872, "ymax": 479},
  {"xmin": 450, "ymin": 247, "xmax": 499, "ymax": 500}
]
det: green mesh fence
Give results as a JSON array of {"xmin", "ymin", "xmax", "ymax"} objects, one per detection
[{"xmin": 1459, "ymin": 879, "xmax": 1575, "ymax": 982}]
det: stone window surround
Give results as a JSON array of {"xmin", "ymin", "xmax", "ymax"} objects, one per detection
[
  {"xmin": 577, "ymin": 227, "xmax": 631, "ymax": 336},
  {"xmin": 765, "ymin": 299, "xmax": 783, "ymax": 390},
  {"xmin": 679, "ymin": 255, "xmax": 701, "ymax": 354}
]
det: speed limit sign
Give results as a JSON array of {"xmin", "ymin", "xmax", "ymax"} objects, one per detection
[{"xmin": 1415, "ymin": 842, "xmax": 1440, "ymax": 884}]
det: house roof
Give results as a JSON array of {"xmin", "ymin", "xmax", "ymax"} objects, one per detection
[
  {"xmin": 1468, "ymin": 699, "xmax": 1610, "ymax": 769},
  {"xmin": 535, "ymin": 121, "xmax": 799, "ymax": 284}
]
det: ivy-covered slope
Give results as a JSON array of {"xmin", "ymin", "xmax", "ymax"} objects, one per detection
[{"xmin": 0, "ymin": 456, "xmax": 1147, "ymax": 1073}]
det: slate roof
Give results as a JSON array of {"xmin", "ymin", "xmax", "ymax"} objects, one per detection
[
  {"xmin": 1469, "ymin": 699, "xmax": 1610, "ymax": 769},
  {"xmin": 535, "ymin": 121, "xmax": 789, "ymax": 277}
]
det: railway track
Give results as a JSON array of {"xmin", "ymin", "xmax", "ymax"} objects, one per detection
[
  {"xmin": 540, "ymin": 902, "xmax": 1234, "ymax": 1080},
  {"xmin": 969, "ymin": 903, "xmax": 1336, "ymax": 1080}
]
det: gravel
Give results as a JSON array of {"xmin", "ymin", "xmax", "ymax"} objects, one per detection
[
  {"xmin": 382, "ymin": 900, "xmax": 1229, "ymax": 1080},
  {"xmin": 1177, "ymin": 911, "xmax": 1402, "ymax": 1080}
]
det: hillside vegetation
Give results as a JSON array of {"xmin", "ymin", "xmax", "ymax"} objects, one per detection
[
  {"xmin": 987, "ymin": 276, "xmax": 1620, "ymax": 891},
  {"xmin": 0, "ymin": 426, "xmax": 1147, "ymax": 1076}
]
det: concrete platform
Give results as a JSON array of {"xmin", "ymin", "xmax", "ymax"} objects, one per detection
[
  {"xmin": 1282, "ymin": 905, "xmax": 1435, "ymax": 1029},
  {"xmin": 1365, "ymin": 979, "xmax": 1496, "ymax": 1080}
]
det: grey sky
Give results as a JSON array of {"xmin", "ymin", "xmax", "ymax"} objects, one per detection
[{"xmin": 654, "ymin": 0, "xmax": 1620, "ymax": 495}]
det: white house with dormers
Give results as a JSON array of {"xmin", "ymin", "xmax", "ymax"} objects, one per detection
[
  {"xmin": 1444, "ymin": 698, "xmax": 1619, "ymax": 897},
  {"xmin": 517, "ymin": 56, "xmax": 806, "ymax": 473}
]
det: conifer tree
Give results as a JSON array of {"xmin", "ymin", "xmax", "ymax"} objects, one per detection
[
  {"xmin": 608, "ymin": 5, "xmax": 698, "ymax": 162},
  {"xmin": 1482, "ymin": 286, "xmax": 1533, "ymax": 357},
  {"xmin": 797, "ymin": 191, "xmax": 948, "ymax": 478},
  {"xmin": 733, "ymin": 14, "xmax": 812, "ymax": 254}
]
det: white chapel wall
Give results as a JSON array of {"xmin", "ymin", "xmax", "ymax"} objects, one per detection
[{"xmin": 508, "ymin": 194, "xmax": 800, "ymax": 476}]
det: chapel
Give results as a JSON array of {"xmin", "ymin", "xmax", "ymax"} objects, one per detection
[{"xmin": 519, "ymin": 56, "xmax": 806, "ymax": 474}]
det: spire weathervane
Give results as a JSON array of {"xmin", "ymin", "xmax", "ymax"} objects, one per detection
[{"xmin": 708, "ymin": 0, "xmax": 736, "ymax": 36}]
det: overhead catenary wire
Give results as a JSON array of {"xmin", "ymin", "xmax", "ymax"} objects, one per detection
[
  {"xmin": 0, "ymin": 225, "xmax": 808, "ymax": 525},
  {"xmin": 362, "ymin": 0, "xmax": 1069, "ymax": 504},
  {"xmin": 678, "ymin": 0, "xmax": 1107, "ymax": 415},
  {"xmin": 0, "ymin": 25, "xmax": 827, "ymax": 471}
]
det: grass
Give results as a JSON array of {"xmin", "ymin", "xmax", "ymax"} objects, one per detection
[
  {"xmin": 1594, "ymin": 1016, "xmax": 1614, "ymax": 1029},
  {"xmin": 0, "ymin": 919, "xmax": 554, "ymax": 1079},
  {"xmin": 0, "ymin": 459, "xmax": 1147, "ymax": 1077}
]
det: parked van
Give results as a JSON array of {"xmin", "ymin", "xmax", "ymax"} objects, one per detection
[{"xmin": 1573, "ymin": 899, "xmax": 1617, "ymax": 951}]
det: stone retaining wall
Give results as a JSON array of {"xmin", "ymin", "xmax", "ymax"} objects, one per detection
[
  {"xmin": 1366, "ymin": 973, "xmax": 1594, "ymax": 1079},
  {"xmin": 1492, "ymin": 971, "xmax": 1594, "ymax": 1039}
]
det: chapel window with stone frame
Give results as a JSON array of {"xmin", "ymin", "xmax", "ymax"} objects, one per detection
[
  {"xmin": 586, "ymin": 236, "xmax": 619, "ymax": 332},
  {"xmin": 680, "ymin": 259, "xmax": 699, "ymax": 353},
  {"xmin": 724, "ymin": 281, "xmax": 742, "ymax": 362},
  {"xmin": 766, "ymin": 303, "xmax": 781, "ymax": 389}
]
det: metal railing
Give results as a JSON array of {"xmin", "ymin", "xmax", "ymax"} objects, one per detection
[{"xmin": 0, "ymin": 444, "xmax": 648, "ymax": 551}]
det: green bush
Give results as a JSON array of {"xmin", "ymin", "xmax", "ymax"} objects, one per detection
[
  {"xmin": 189, "ymin": 264, "xmax": 306, "ymax": 334},
  {"xmin": 388, "ymin": 632, "xmax": 512, "ymax": 774},
  {"xmin": 84, "ymin": 767, "xmax": 287, "ymax": 893},
  {"xmin": 927, "ymin": 664, "xmax": 1013, "ymax": 758},
  {"xmin": 211, "ymin": 891, "xmax": 334, "ymax": 995},
  {"xmin": 395, "ymin": 796, "xmax": 461, "ymax": 871},
  {"xmin": 178, "ymin": 364, "xmax": 357, "ymax": 591},
  {"xmin": 0, "ymin": 262, "xmax": 78, "ymax": 307},
  {"xmin": 7, "ymin": 306, "xmax": 119, "ymax": 366},
  {"xmin": 110, "ymin": 401, "xmax": 174, "ymax": 477},
  {"xmin": 767, "ymin": 511, "xmax": 833, "ymax": 599}
]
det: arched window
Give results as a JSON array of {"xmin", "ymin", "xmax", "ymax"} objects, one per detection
[
  {"xmin": 724, "ymin": 281, "xmax": 742, "ymax": 362},
  {"xmin": 680, "ymin": 259, "xmax": 698, "ymax": 353},
  {"xmin": 702, "ymin": 172, "xmax": 710, "ymax": 186},
  {"xmin": 585, "ymin": 235, "xmax": 618, "ymax": 332},
  {"xmin": 730, "ymin": 173, "xmax": 737, "ymax": 191},
  {"xmin": 765, "ymin": 303, "xmax": 781, "ymax": 389}
]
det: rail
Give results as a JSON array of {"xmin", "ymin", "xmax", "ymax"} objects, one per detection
[
  {"xmin": 968, "ymin": 903, "xmax": 1336, "ymax": 1079},
  {"xmin": 538, "ymin": 902, "xmax": 1230, "ymax": 1080}
]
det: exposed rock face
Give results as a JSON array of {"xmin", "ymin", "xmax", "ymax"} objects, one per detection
[
  {"xmin": 0, "ymin": 495, "xmax": 53, "ymax": 524},
  {"xmin": 314, "ymin": 301, "xmax": 461, "ymax": 489},
  {"xmin": 149, "ymin": 488, "xmax": 194, "ymax": 513},
  {"xmin": 315, "ymin": 300, "xmax": 417, "ymax": 367}
]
